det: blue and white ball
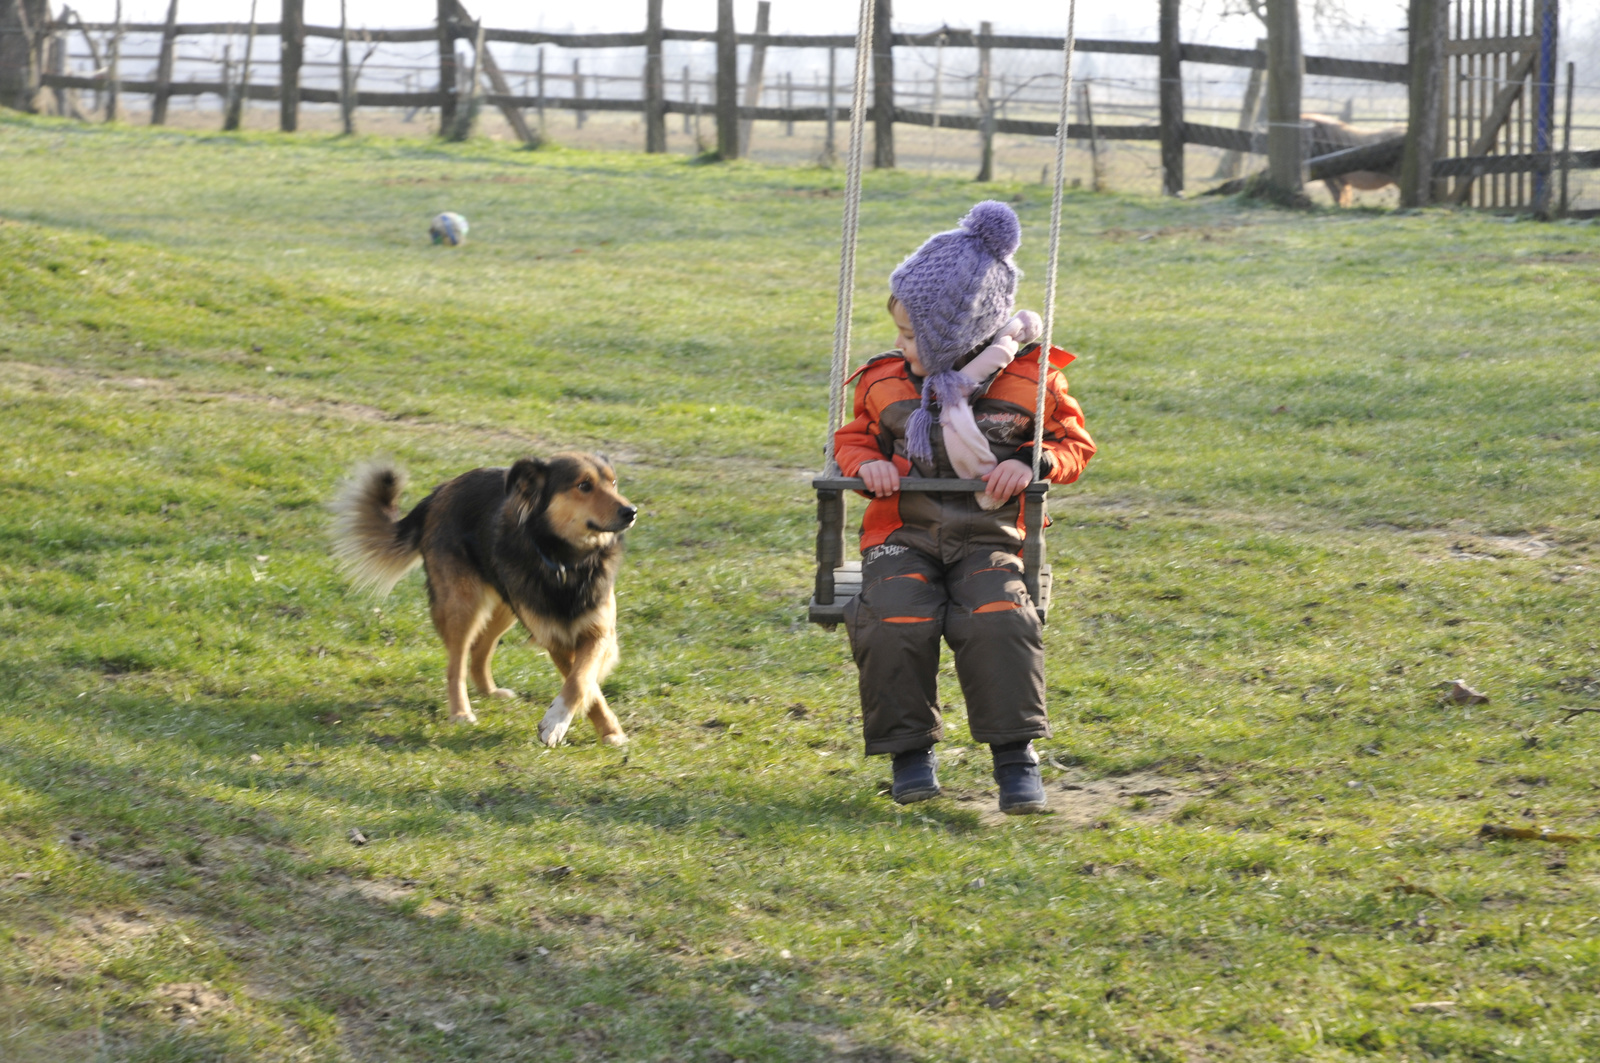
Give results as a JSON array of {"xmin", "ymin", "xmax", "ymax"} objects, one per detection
[{"xmin": 429, "ymin": 212, "xmax": 469, "ymax": 246}]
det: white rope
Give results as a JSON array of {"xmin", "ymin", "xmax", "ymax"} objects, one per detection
[
  {"xmin": 1031, "ymin": 0, "xmax": 1078, "ymax": 483},
  {"xmin": 821, "ymin": 0, "xmax": 877, "ymax": 475}
]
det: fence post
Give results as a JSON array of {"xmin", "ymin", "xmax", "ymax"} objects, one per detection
[
  {"xmin": 871, "ymin": 0, "xmax": 893, "ymax": 167},
  {"xmin": 644, "ymin": 0, "xmax": 666, "ymax": 151},
  {"xmin": 1531, "ymin": 0, "xmax": 1558, "ymax": 214},
  {"xmin": 785, "ymin": 71, "xmax": 794, "ymax": 135},
  {"xmin": 105, "ymin": 0, "xmax": 120, "ymax": 122},
  {"xmin": 1265, "ymin": 0, "xmax": 1303, "ymax": 198},
  {"xmin": 280, "ymin": 0, "xmax": 302, "ymax": 131},
  {"xmin": 1558, "ymin": 60, "xmax": 1573, "ymax": 216},
  {"xmin": 149, "ymin": 0, "xmax": 178, "ymax": 124},
  {"xmin": 435, "ymin": 0, "xmax": 457, "ymax": 136},
  {"xmin": 1083, "ymin": 82, "xmax": 1103, "ymax": 191},
  {"xmin": 573, "ymin": 59, "xmax": 584, "ymax": 127},
  {"xmin": 451, "ymin": 0, "xmax": 534, "ymax": 145},
  {"xmin": 975, "ymin": 19, "xmax": 993, "ymax": 181},
  {"xmin": 220, "ymin": 43, "xmax": 232, "ymax": 121},
  {"xmin": 225, "ymin": 0, "xmax": 257, "ymax": 130},
  {"xmin": 739, "ymin": 0, "xmax": 770, "ymax": 155},
  {"xmin": 1399, "ymin": 0, "xmax": 1443, "ymax": 207},
  {"xmin": 461, "ymin": 18, "xmax": 485, "ymax": 138},
  {"xmin": 715, "ymin": 0, "xmax": 738, "ymax": 157},
  {"xmin": 537, "ymin": 47, "xmax": 546, "ymax": 130},
  {"xmin": 928, "ymin": 32, "xmax": 944, "ymax": 172},
  {"xmin": 1158, "ymin": 0, "xmax": 1184, "ymax": 195},
  {"xmin": 339, "ymin": 0, "xmax": 354, "ymax": 135},
  {"xmin": 823, "ymin": 46, "xmax": 836, "ymax": 164},
  {"xmin": 681, "ymin": 63, "xmax": 691, "ymax": 134}
]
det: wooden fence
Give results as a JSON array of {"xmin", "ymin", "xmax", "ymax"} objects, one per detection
[
  {"xmin": 16, "ymin": 0, "xmax": 1595, "ymax": 206},
  {"xmin": 30, "ymin": 0, "xmax": 1411, "ymax": 195}
]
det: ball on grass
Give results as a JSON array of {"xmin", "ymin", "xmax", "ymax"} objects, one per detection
[{"xmin": 429, "ymin": 212, "xmax": 469, "ymax": 246}]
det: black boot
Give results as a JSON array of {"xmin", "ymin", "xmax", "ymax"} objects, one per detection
[
  {"xmin": 992, "ymin": 740, "xmax": 1047, "ymax": 815},
  {"xmin": 890, "ymin": 746, "xmax": 941, "ymax": 804}
]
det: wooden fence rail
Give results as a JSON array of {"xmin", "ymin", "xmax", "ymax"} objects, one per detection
[
  {"xmin": 31, "ymin": 69, "xmax": 1283, "ymax": 153},
  {"xmin": 32, "ymin": 10, "xmax": 1417, "ymax": 195},
  {"xmin": 29, "ymin": 9, "xmax": 1595, "ymax": 203},
  {"xmin": 47, "ymin": 21, "xmax": 1413, "ymax": 82}
]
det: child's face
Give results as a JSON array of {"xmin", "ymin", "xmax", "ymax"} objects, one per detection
[{"xmin": 890, "ymin": 301, "xmax": 926, "ymax": 376}]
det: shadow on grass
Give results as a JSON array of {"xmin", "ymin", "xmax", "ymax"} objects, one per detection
[{"xmin": 0, "ymin": 677, "xmax": 913, "ymax": 1062}]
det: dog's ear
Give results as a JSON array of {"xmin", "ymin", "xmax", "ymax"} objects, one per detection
[{"xmin": 506, "ymin": 458, "xmax": 548, "ymax": 499}]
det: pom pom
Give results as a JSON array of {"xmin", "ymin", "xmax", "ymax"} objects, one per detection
[{"xmin": 959, "ymin": 200, "xmax": 1021, "ymax": 260}]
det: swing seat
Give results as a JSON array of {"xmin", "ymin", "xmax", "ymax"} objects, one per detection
[
  {"xmin": 808, "ymin": 561, "xmax": 1053, "ymax": 627},
  {"xmin": 808, "ymin": 476, "xmax": 1052, "ymax": 628}
]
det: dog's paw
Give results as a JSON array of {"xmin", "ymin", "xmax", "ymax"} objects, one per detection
[
  {"xmin": 449, "ymin": 707, "xmax": 480, "ymax": 725},
  {"xmin": 487, "ymin": 687, "xmax": 517, "ymax": 700},
  {"xmin": 600, "ymin": 732, "xmax": 629, "ymax": 748},
  {"xmin": 538, "ymin": 697, "xmax": 573, "ymax": 748}
]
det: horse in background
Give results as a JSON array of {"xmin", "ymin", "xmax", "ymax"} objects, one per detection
[{"xmin": 1302, "ymin": 114, "xmax": 1407, "ymax": 207}]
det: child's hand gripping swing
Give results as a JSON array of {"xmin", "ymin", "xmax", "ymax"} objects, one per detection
[{"xmin": 858, "ymin": 308, "xmax": 1044, "ymax": 510}]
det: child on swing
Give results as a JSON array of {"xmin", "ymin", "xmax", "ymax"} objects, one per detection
[{"xmin": 833, "ymin": 201, "xmax": 1095, "ymax": 814}]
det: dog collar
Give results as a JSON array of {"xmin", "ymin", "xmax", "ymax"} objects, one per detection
[{"xmin": 533, "ymin": 542, "xmax": 570, "ymax": 582}]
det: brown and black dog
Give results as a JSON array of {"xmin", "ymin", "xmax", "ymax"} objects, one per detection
[{"xmin": 331, "ymin": 453, "xmax": 637, "ymax": 746}]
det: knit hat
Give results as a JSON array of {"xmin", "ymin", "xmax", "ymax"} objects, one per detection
[{"xmin": 888, "ymin": 201, "xmax": 1022, "ymax": 464}]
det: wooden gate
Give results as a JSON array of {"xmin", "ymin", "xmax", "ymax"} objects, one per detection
[{"xmin": 1444, "ymin": 0, "xmax": 1560, "ymax": 208}]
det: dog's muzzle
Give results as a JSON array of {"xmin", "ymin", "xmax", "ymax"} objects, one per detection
[{"xmin": 591, "ymin": 505, "xmax": 637, "ymax": 533}]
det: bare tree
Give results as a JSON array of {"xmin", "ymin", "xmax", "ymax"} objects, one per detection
[
  {"xmin": 2, "ymin": 0, "xmax": 51, "ymax": 111},
  {"xmin": 1218, "ymin": 0, "xmax": 1369, "ymax": 33}
]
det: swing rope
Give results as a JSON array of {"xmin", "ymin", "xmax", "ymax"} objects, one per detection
[
  {"xmin": 822, "ymin": 0, "xmax": 879, "ymax": 475},
  {"xmin": 1032, "ymin": 2, "xmax": 1079, "ymax": 482},
  {"xmin": 822, "ymin": 0, "xmax": 1078, "ymax": 485}
]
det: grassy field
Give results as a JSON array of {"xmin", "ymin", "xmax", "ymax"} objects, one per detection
[{"xmin": 1, "ymin": 114, "xmax": 1598, "ymax": 1063}]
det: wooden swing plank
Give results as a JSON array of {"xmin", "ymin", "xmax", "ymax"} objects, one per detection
[
  {"xmin": 808, "ymin": 478, "xmax": 1052, "ymax": 628},
  {"xmin": 809, "ymin": 562, "xmax": 1052, "ymax": 627},
  {"xmin": 812, "ymin": 475, "xmax": 993, "ymax": 492}
]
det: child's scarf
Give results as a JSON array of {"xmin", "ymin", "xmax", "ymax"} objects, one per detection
[{"xmin": 905, "ymin": 310, "xmax": 1043, "ymax": 510}]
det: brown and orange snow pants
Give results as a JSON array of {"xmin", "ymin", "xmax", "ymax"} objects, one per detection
[{"xmin": 844, "ymin": 545, "xmax": 1050, "ymax": 756}]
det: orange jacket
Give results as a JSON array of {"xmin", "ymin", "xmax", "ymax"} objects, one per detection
[{"xmin": 833, "ymin": 346, "xmax": 1095, "ymax": 561}]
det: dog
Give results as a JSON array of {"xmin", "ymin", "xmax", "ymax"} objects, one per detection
[{"xmin": 331, "ymin": 453, "xmax": 637, "ymax": 746}]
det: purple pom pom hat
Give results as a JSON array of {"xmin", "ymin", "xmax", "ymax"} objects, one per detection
[{"xmin": 888, "ymin": 201, "xmax": 1023, "ymax": 465}]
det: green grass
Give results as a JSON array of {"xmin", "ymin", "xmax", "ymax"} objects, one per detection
[{"xmin": 1, "ymin": 113, "xmax": 1599, "ymax": 1062}]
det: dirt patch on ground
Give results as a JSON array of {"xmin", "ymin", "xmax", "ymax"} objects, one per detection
[
  {"xmin": 155, "ymin": 982, "xmax": 232, "ymax": 1025},
  {"xmin": 332, "ymin": 875, "xmax": 419, "ymax": 905},
  {"xmin": 951, "ymin": 769, "xmax": 1208, "ymax": 830},
  {"xmin": 1445, "ymin": 535, "xmax": 1556, "ymax": 561},
  {"xmin": 772, "ymin": 1021, "xmax": 913, "ymax": 1061},
  {"xmin": 309, "ymin": 873, "xmax": 459, "ymax": 918},
  {"xmin": 71, "ymin": 909, "xmax": 162, "ymax": 944}
]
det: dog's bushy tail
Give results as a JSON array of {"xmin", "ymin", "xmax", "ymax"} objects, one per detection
[{"xmin": 330, "ymin": 463, "xmax": 424, "ymax": 596}]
